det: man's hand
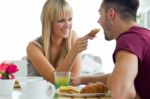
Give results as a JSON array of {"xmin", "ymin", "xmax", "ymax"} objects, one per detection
[{"xmin": 71, "ymin": 77, "xmax": 81, "ymax": 86}]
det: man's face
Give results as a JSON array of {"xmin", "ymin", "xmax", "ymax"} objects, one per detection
[{"xmin": 97, "ymin": 6, "xmax": 114, "ymax": 41}]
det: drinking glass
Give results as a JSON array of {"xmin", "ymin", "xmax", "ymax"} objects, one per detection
[{"xmin": 54, "ymin": 71, "xmax": 71, "ymax": 89}]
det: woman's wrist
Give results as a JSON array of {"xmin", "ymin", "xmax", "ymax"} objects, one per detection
[
  {"xmin": 69, "ymin": 49, "xmax": 78, "ymax": 60},
  {"xmin": 70, "ymin": 46, "xmax": 78, "ymax": 55}
]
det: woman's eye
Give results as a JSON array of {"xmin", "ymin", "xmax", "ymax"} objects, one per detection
[
  {"xmin": 68, "ymin": 18, "xmax": 72, "ymax": 21},
  {"xmin": 57, "ymin": 18, "xmax": 72, "ymax": 23},
  {"xmin": 58, "ymin": 19, "xmax": 65, "ymax": 22}
]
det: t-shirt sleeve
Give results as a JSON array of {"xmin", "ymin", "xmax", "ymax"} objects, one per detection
[{"xmin": 113, "ymin": 33, "xmax": 146, "ymax": 63}]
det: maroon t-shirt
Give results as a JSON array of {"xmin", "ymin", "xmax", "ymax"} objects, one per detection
[{"xmin": 113, "ymin": 26, "xmax": 150, "ymax": 98}]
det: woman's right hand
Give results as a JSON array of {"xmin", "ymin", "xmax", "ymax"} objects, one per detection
[{"xmin": 71, "ymin": 35, "xmax": 91, "ymax": 54}]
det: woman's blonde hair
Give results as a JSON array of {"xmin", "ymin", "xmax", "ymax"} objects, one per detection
[{"xmin": 41, "ymin": 0, "xmax": 73, "ymax": 66}]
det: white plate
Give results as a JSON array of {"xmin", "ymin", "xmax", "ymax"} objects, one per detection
[
  {"xmin": 56, "ymin": 87, "xmax": 109, "ymax": 97},
  {"xmin": 57, "ymin": 92, "xmax": 108, "ymax": 97}
]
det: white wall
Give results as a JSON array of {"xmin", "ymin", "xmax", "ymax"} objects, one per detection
[
  {"xmin": 0, "ymin": 0, "xmax": 44, "ymax": 61},
  {"xmin": 138, "ymin": 0, "xmax": 150, "ymax": 13}
]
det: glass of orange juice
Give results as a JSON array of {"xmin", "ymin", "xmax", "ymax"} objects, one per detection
[{"xmin": 54, "ymin": 71, "xmax": 71, "ymax": 89}]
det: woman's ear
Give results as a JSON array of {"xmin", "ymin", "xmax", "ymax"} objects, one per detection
[{"xmin": 107, "ymin": 8, "xmax": 116, "ymax": 20}]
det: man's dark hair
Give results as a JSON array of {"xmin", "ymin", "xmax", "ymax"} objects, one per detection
[{"xmin": 101, "ymin": 0, "xmax": 139, "ymax": 21}]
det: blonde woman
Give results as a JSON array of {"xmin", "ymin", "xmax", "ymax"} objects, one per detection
[{"xmin": 26, "ymin": 0, "xmax": 93, "ymax": 83}]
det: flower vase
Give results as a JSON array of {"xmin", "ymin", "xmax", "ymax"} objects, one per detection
[{"xmin": 0, "ymin": 79, "xmax": 15, "ymax": 96}]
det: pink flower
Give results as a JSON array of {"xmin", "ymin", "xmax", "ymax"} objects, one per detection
[
  {"xmin": 0, "ymin": 62, "xmax": 19, "ymax": 79},
  {"xmin": 0, "ymin": 63, "xmax": 8, "ymax": 73},
  {"xmin": 6, "ymin": 64, "xmax": 19, "ymax": 73}
]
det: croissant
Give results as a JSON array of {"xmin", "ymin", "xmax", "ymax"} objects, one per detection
[
  {"xmin": 80, "ymin": 82, "xmax": 108, "ymax": 93},
  {"xmin": 88, "ymin": 28, "xmax": 100, "ymax": 36}
]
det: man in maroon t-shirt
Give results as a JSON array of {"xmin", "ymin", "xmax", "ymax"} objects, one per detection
[
  {"xmin": 112, "ymin": 26, "xmax": 150, "ymax": 99},
  {"xmin": 71, "ymin": 0, "xmax": 150, "ymax": 98}
]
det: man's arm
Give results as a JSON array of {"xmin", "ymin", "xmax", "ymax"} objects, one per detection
[
  {"xmin": 108, "ymin": 51, "xmax": 138, "ymax": 99},
  {"xmin": 80, "ymin": 73, "xmax": 110, "ymax": 85},
  {"xmin": 71, "ymin": 73, "xmax": 110, "ymax": 86}
]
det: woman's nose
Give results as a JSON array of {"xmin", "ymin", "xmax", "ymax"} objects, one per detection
[{"xmin": 64, "ymin": 21, "xmax": 70, "ymax": 27}]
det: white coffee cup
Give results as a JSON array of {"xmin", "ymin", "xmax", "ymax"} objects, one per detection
[
  {"xmin": 16, "ymin": 76, "xmax": 43, "ymax": 91},
  {"xmin": 23, "ymin": 80, "xmax": 55, "ymax": 99}
]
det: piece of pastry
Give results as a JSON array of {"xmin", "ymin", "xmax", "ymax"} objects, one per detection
[
  {"xmin": 14, "ymin": 80, "xmax": 21, "ymax": 88},
  {"xmin": 59, "ymin": 86, "xmax": 80, "ymax": 94},
  {"xmin": 80, "ymin": 82, "xmax": 108, "ymax": 93},
  {"xmin": 88, "ymin": 28, "xmax": 100, "ymax": 36}
]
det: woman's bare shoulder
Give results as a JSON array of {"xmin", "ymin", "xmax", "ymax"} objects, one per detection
[
  {"xmin": 26, "ymin": 41, "xmax": 44, "ymax": 60},
  {"xmin": 27, "ymin": 41, "xmax": 43, "ymax": 50},
  {"xmin": 26, "ymin": 41, "xmax": 44, "ymax": 55}
]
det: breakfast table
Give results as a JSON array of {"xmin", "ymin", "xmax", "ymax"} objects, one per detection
[{"xmin": 10, "ymin": 88, "xmax": 111, "ymax": 99}]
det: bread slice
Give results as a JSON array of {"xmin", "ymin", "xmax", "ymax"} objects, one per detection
[{"xmin": 59, "ymin": 86, "xmax": 80, "ymax": 94}]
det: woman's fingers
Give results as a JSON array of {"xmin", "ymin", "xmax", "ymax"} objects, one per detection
[{"xmin": 72, "ymin": 35, "xmax": 93, "ymax": 54}]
